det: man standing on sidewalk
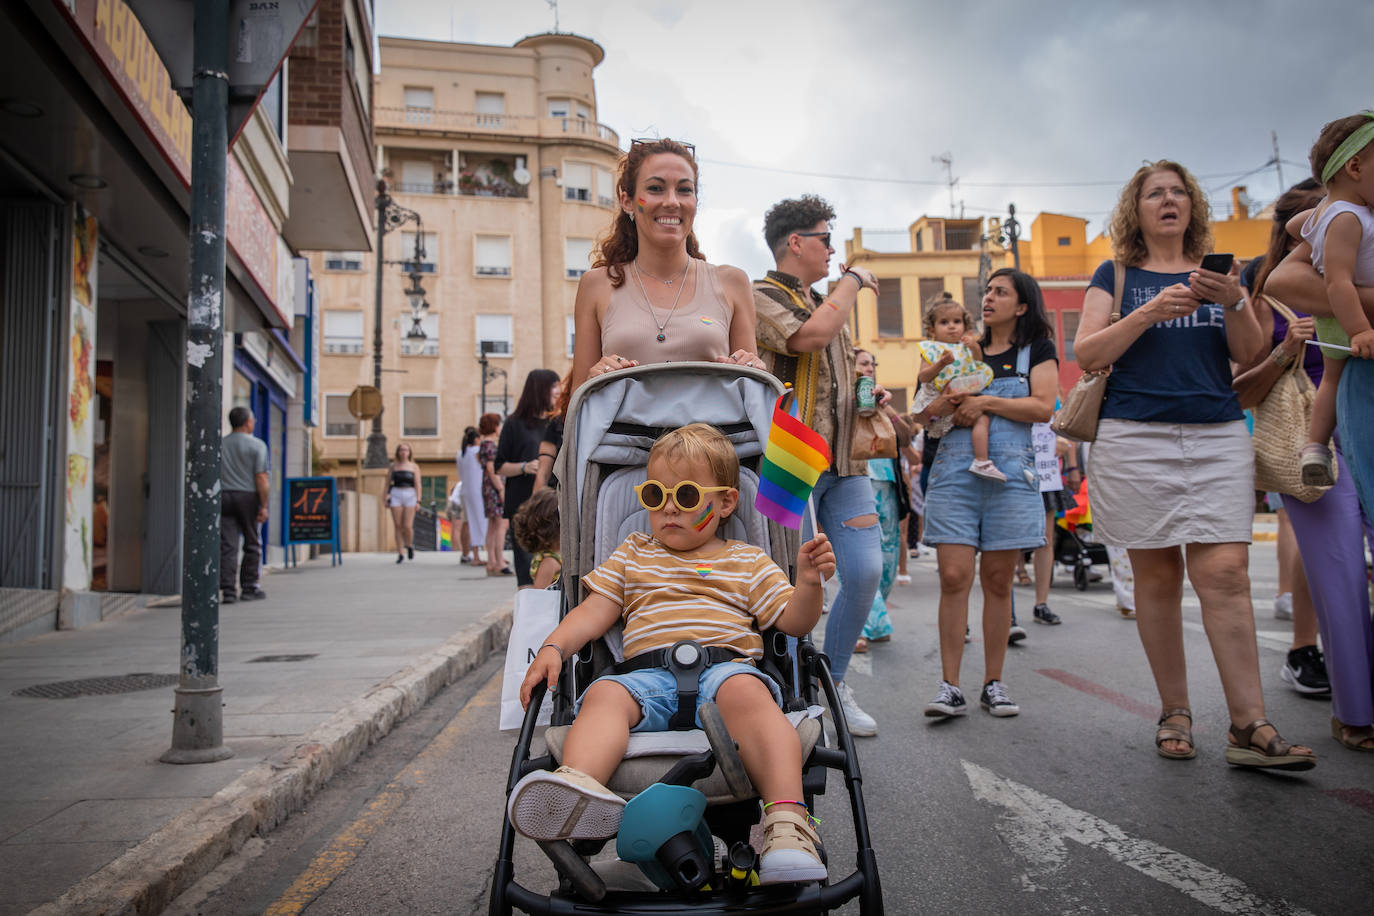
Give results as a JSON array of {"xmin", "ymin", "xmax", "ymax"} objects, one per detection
[
  {"xmin": 753, "ymin": 194, "xmax": 883, "ymax": 736},
  {"xmin": 221, "ymin": 406, "xmax": 269, "ymax": 603}
]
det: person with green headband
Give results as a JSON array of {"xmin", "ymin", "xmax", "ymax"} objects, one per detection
[{"xmin": 1293, "ymin": 112, "xmax": 1374, "ymax": 489}]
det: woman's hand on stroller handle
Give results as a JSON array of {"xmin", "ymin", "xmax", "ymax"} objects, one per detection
[{"xmin": 717, "ymin": 349, "xmax": 766, "ymax": 370}]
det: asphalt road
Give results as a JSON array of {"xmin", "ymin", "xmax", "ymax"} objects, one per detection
[{"xmin": 167, "ymin": 542, "xmax": 1373, "ymax": 915}]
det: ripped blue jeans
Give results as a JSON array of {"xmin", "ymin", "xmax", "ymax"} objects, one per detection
[{"xmin": 802, "ymin": 470, "xmax": 882, "ymax": 682}]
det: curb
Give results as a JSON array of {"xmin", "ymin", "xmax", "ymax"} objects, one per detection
[{"xmin": 29, "ymin": 604, "xmax": 514, "ymax": 916}]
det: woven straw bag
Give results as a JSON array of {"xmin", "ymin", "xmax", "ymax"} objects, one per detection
[
  {"xmin": 1052, "ymin": 262, "xmax": 1122, "ymax": 442},
  {"xmin": 1251, "ymin": 296, "xmax": 1334, "ymax": 503}
]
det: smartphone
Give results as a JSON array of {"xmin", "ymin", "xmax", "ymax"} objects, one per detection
[{"xmin": 1197, "ymin": 253, "xmax": 1234, "ymax": 303}]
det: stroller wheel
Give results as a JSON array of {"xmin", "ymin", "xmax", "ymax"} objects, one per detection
[{"xmin": 1074, "ymin": 563, "xmax": 1089, "ymax": 591}]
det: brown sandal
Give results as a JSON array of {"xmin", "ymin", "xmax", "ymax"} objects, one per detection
[
  {"xmin": 1155, "ymin": 708, "xmax": 1196, "ymax": 760},
  {"xmin": 1225, "ymin": 718, "xmax": 1316, "ymax": 771},
  {"xmin": 1331, "ymin": 717, "xmax": 1374, "ymax": 752}
]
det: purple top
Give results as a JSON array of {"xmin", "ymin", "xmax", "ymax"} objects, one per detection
[{"xmin": 1268, "ymin": 302, "xmax": 1323, "ymax": 387}]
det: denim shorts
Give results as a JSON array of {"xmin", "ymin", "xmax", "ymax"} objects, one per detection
[
  {"xmin": 923, "ymin": 441, "xmax": 1046, "ymax": 552},
  {"xmin": 578, "ymin": 661, "xmax": 783, "ymax": 732}
]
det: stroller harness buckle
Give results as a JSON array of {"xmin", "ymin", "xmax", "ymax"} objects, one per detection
[{"xmin": 613, "ymin": 640, "xmax": 749, "ymax": 730}]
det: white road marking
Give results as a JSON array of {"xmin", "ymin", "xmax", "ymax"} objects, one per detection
[
  {"xmin": 1182, "ymin": 619, "xmax": 1291, "ymax": 651},
  {"xmin": 961, "ymin": 760, "xmax": 1315, "ymax": 915}
]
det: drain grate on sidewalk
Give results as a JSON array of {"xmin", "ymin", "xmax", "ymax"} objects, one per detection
[
  {"xmin": 248, "ymin": 654, "xmax": 318, "ymax": 663},
  {"xmin": 14, "ymin": 673, "xmax": 179, "ymax": 699}
]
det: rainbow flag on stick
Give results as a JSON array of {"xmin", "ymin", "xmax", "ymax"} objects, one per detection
[{"xmin": 756, "ymin": 392, "xmax": 832, "ymax": 529}]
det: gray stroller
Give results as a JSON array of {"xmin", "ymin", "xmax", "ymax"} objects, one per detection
[{"xmin": 490, "ymin": 362, "xmax": 883, "ymax": 914}]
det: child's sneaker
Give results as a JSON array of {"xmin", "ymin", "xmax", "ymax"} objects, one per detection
[
  {"xmin": 1299, "ymin": 442, "xmax": 1335, "ymax": 487},
  {"xmin": 969, "ymin": 458, "xmax": 1007, "ymax": 482},
  {"xmin": 506, "ymin": 765, "xmax": 625, "ymax": 841},
  {"xmin": 758, "ymin": 808, "xmax": 827, "ymax": 885}
]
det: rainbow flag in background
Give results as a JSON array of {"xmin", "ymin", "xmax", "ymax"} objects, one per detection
[
  {"xmin": 439, "ymin": 517, "xmax": 453, "ymax": 551},
  {"xmin": 755, "ymin": 392, "xmax": 831, "ymax": 529}
]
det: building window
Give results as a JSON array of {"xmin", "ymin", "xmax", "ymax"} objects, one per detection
[
  {"xmin": 563, "ymin": 161, "xmax": 592, "ymax": 202},
  {"xmin": 576, "ymin": 102, "xmax": 590, "ymax": 120},
  {"xmin": 457, "ymin": 152, "xmax": 529, "ymax": 198},
  {"xmin": 565, "ymin": 237, "xmax": 593, "ymax": 279},
  {"xmin": 399, "ymin": 159, "xmax": 436, "ymax": 194},
  {"xmin": 566, "ymin": 315, "xmax": 576, "ymax": 358},
  {"xmin": 887, "ymin": 387, "xmax": 908, "ymax": 413},
  {"xmin": 1060, "ymin": 310, "xmax": 1080, "ymax": 362},
  {"xmin": 399, "ymin": 231, "xmax": 437, "ymax": 273},
  {"xmin": 475, "ymin": 91, "xmax": 505, "ymax": 128},
  {"xmin": 324, "ymin": 251, "xmax": 364, "ymax": 271},
  {"xmin": 547, "ymin": 98, "xmax": 570, "ymax": 118},
  {"xmin": 262, "ymin": 63, "xmax": 286, "ymax": 144},
  {"xmin": 962, "ymin": 277, "xmax": 982, "ymax": 314},
  {"xmin": 597, "ymin": 166, "xmax": 615, "ymax": 208},
  {"xmin": 402, "ymin": 395, "xmax": 439, "ymax": 437},
  {"xmin": 1057, "ymin": 236, "xmax": 1072, "ymax": 247},
  {"xmin": 324, "ymin": 394, "xmax": 357, "ymax": 437},
  {"xmin": 421, "ymin": 475, "xmax": 447, "ymax": 506},
  {"xmin": 323, "ymin": 311, "xmax": 364, "ymax": 354},
  {"xmin": 477, "ymin": 314, "xmax": 513, "ymax": 356},
  {"xmin": 915, "ymin": 230, "xmax": 923, "ymax": 252},
  {"xmin": 400, "ymin": 314, "xmax": 439, "ymax": 357},
  {"xmin": 877, "ymin": 278, "xmax": 904, "ymax": 338},
  {"xmin": 404, "ymin": 86, "xmax": 434, "ymax": 123},
  {"xmin": 475, "ymin": 235, "xmax": 512, "ymax": 277}
]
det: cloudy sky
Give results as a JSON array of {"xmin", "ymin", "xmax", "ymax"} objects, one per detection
[{"xmin": 377, "ymin": 0, "xmax": 1372, "ymax": 278}]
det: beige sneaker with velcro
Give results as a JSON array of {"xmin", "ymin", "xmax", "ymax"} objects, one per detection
[
  {"xmin": 506, "ymin": 765, "xmax": 625, "ymax": 841},
  {"xmin": 758, "ymin": 809, "xmax": 827, "ymax": 885}
]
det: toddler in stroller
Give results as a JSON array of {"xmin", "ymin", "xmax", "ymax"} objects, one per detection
[{"xmin": 508, "ymin": 423, "xmax": 835, "ymax": 885}]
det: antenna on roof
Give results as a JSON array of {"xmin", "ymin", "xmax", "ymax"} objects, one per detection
[
  {"xmin": 932, "ymin": 152, "xmax": 958, "ymax": 217},
  {"xmin": 546, "ymin": 0, "xmax": 560, "ymax": 32}
]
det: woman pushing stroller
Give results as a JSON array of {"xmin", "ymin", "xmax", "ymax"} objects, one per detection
[{"xmin": 508, "ymin": 424, "xmax": 835, "ymax": 886}]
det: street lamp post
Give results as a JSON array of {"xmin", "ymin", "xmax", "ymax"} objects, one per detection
[
  {"xmin": 366, "ymin": 178, "xmax": 426, "ymax": 468},
  {"xmin": 478, "ymin": 341, "xmax": 508, "ymax": 418}
]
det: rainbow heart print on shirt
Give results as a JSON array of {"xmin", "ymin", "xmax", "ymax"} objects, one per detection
[{"xmin": 695, "ymin": 562, "xmax": 713, "ymax": 578}]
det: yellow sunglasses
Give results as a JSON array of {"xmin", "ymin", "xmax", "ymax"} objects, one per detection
[{"xmin": 634, "ymin": 479, "xmax": 730, "ymax": 512}]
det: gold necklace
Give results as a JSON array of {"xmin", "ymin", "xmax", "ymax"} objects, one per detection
[{"xmin": 632, "ymin": 260, "xmax": 691, "ymax": 342}]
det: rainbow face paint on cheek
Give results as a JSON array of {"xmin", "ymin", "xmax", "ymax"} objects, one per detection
[
  {"xmin": 636, "ymin": 198, "xmax": 647, "ymax": 214},
  {"xmin": 691, "ymin": 502, "xmax": 715, "ymax": 532}
]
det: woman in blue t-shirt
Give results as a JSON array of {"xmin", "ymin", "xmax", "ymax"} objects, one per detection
[
  {"xmin": 916, "ymin": 269, "xmax": 1057, "ymax": 721},
  {"xmin": 1075, "ymin": 160, "xmax": 1315, "ymax": 772}
]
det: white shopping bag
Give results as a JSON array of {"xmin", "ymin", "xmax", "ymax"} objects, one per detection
[{"xmin": 499, "ymin": 587, "xmax": 561, "ymax": 731}]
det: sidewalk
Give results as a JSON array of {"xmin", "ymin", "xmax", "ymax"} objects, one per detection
[{"xmin": 0, "ymin": 552, "xmax": 516, "ymax": 916}]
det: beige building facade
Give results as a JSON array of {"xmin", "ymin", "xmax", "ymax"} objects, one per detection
[{"xmin": 312, "ymin": 33, "xmax": 621, "ymax": 500}]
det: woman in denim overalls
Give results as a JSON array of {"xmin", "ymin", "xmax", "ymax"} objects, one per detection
[{"xmin": 914, "ymin": 269, "xmax": 1059, "ymax": 719}]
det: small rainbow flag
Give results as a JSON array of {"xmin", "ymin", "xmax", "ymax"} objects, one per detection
[
  {"xmin": 755, "ymin": 392, "xmax": 831, "ymax": 529},
  {"xmin": 438, "ymin": 518, "xmax": 453, "ymax": 551}
]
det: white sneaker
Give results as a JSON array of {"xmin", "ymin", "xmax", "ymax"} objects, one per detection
[
  {"xmin": 506, "ymin": 765, "xmax": 625, "ymax": 841},
  {"xmin": 969, "ymin": 458, "xmax": 1007, "ymax": 482},
  {"xmin": 833, "ymin": 681, "xmax": 877, "ymax": 736},
  {"xmin": 1273, "ymin": 592, "xmax": 1293, "ymax": 621}
]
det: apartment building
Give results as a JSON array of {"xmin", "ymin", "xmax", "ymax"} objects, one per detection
[{"xmin": 312, "ymin": 33, "xmax": 621, "ymax": 502}]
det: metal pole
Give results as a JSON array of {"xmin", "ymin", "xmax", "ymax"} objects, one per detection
[
  {"xmin": 479, "ymin": 349, "xmax": 488, "ymax": 416},
  {"xmin": 164, "ymin": 0, "xmax": 233, "ymax": 764},
  {"xmin": 1006, "ymin": 203, "xmax": 1021, "ymax": 272},
  {"xmin": 365, "ymin": 181, "xmax": 389, "ymax": 468},
  {"xmin": 1271, "ymin": 130, "xmax": 1284, "ymax": 192}
]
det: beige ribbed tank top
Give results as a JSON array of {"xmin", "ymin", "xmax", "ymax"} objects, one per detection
[{"xmin": 601, "ymin": 260, "xmax": 732, "ymax": 366}]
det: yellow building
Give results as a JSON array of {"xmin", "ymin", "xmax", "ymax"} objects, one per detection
[
  {"xmin": 845, "ymin": 189, "xmax": 1271, "ymax": 403},
  {"xmin": 311, "ymin": 33, "xmax": 622, "ymax": 499}
]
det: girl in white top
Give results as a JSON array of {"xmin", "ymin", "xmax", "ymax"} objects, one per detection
[{"xmin": 1295, "ymin": 111, "xmax": 1374, "ymax": 485}]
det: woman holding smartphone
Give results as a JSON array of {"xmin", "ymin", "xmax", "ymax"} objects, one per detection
[{"xmin": 1075, "ymin": 160, "xmax": 1313, "ymax": 771}]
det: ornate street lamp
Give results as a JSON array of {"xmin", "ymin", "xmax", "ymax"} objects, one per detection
[
  {"xmin": 478, "ymin": 340, "xmax": 508, "ymax": 418},
  {"xmin": 365, "ymin": 179, "xmax": 425, "ymax": 468}
]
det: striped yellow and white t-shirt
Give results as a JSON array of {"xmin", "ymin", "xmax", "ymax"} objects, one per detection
[{"xmin": 581, "ymin": 532, "xmax": 794, "ymax": 661}]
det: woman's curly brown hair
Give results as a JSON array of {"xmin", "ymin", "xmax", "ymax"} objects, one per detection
[
  {"xmin": 512, "ymin": 488, "xmax": 560, "ymax": 555},
  {"xmin": 592, "ymin": 139, "xmax": 705, "ymax": 288},
  {"xmin": 1108, "ymin": 160, "xmax": 1213, "ymax": 267}
]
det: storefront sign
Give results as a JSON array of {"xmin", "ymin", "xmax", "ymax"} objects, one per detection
[
  {"xmin": 63, "ymin": 0, "xmax": 290, "ymax": 326},
  {"xmin": 285, "ymin": 476, "xmax": 337, "ymax": 545}
]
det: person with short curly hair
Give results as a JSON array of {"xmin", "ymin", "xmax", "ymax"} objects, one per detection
[
  {"xmin": 569, "ymin": 139, "xmax": 762, "ymax": 391},
  {"xmin": 1075, "ymin": 160, "xmax": 1313, "ymax": 772},
  {"xmin": 752, "ymin": 193, "xmax": 885, "ymax": 737}
]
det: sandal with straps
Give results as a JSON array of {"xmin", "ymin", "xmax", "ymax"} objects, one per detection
[
  {"xmin": 1155, "ymin": 708, "xmax": 1196, "ymax": 760},
  {"xmin": 1225, "ymin": 718, "xmax": 1317, "ymax": 771}
]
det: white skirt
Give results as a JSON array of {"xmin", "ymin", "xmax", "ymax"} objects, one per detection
[{"xmin": 1087, "ymin": 419, "xmax": 1253, "ymax": 549}]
